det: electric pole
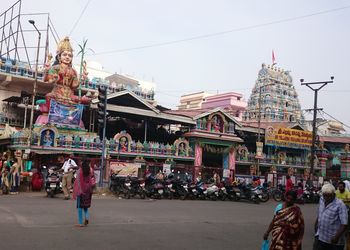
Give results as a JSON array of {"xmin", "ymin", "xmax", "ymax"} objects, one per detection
[{"xmin": 300, "ymin": 76, "xmax": 333, "ymax": 175}]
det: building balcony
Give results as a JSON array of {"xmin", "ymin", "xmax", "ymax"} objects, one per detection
[
  {"xmin": 235, "ymin": 153, "xmax": 309, "ymax": 168},
  {"xmin": 80, "ymin": 79, "xmax": 155, "ymax": 101},
  {"xmin": 0, "ymin": 58, "xmax": 44, "ymax": 81},
  {"xmin": 10, "ymin": 136, "xmax": 194, "ymax": 161}
]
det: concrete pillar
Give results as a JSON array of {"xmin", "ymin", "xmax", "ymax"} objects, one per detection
[
  {"xmin": 229, "ymin": 149, "xmax": 235, "ymax": 182},
  {"xmin": 340, "ymin": 154, "xmax": 350, "ymax": 178},
  {"xmin": 223, "ymin": 152, "xmax": 229, "ymax": 180},
  {"xmin": 194, "ymin": 143, "xmax": 203, "ymax": 179},
  {"xmin": 316, "ymin": 152, "xmax": 330, "ymax": 178}
]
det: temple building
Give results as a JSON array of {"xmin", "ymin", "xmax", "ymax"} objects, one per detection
[
  {"xmin": 2, "ymin": 0, "xmax": 350, "ymax": 191},
  {"xmin": 243, "ymin": 63, "xmax": 303, "ymax": 123}
]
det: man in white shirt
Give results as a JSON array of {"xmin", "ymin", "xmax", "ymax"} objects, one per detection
[
  {"xmin": 61, "ymin": 154, "xmax": 77, "ymax": 200},
  {"xmin": 343, "ymin": 180, "xmax": 350, "ymax": 192}
]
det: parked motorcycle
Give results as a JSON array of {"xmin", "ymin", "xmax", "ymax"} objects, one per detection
[
  {"xmin": 109, "ymin": 170, "xmax": 124, "ymax": 195},
  {"xmin": 231, "ymin": 183, "xmax": 260, "ymax": 203},
  {"xmin": 302, "ymin": 185, "xmax": 320, "ymax": 204},
  {"xmin": 258, "ymin": 186, "xmax": 270, "ymax": 202},
  {"xmin": 124, "ymin": 176, "xmax": 146, "ymax": 199},
  {"xmin": 272, "ymin": 184, "xmax": 285, "ymax": 202},
  {"xmin": 164, "ymin": 176, "xmax": 188, "ymax": 200},
  {"xmin": 144, "ymin": 174, "xmax": 165, "ymax": 199}
]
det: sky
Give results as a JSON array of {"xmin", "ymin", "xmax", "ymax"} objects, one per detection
[{"xmin": 2, "ymin": 0, "xmax": 350, "ymax": 130}]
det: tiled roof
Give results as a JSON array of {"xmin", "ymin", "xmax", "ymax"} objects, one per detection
[
  {"xmin": 163, "ymin": 109, "xmax": 211, "ymax": 118},
  {"xmin": 320, "ymin": 136, "xmax": 350, "ymax": 144},
  {"xmin": 240, "ymin": 121, "xmax": 299, "ymax": 129}
]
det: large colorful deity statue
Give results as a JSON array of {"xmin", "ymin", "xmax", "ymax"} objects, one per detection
[
  {"xmin": 34, "ymin": 37, "xmax": 90, "ymax": 128},
  {"xmin": 45, "ymin": 37, "xmax": 90, "ymax": 105}
]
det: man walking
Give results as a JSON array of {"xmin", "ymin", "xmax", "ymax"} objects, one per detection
[
  {"xmin": 336, "ymin": 181, "xmax": 350, "ymax": 206},
  {"xmin": 336, "ymin": 181, "xmax": 350, "ymax": 250},
  {"xmin": 315, "ymin": 183, "xmax": 348, "ymax": 250},
  {"xmin": 61, "ymin": 154, "xmax": 77, "ymax": 200}
]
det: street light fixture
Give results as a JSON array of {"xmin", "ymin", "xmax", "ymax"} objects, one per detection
[{"xmin": 28, "ymin": 20, "xmax": 41, "ymax": 146}]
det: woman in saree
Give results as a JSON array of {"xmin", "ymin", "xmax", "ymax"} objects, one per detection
[
  {"xmin": 73, "ymin": 160, "xmax": 95, "ymax": 227},
  {"xmin": 264, "ymin": 190, "xmax": 305, "ymax": 250}
]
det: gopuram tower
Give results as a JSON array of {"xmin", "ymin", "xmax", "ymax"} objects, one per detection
[{"xmin": 243, "ymin": 63, "xmax": 303, "ymax": 123}]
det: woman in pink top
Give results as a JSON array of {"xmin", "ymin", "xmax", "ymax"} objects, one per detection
[{"xmin": 285, "ymin": 175, "xmax": 293, "ymax": 195}]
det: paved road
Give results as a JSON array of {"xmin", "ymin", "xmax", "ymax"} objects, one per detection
[{"xmin": 0, "ymin": 193, "xmax": 317, "ymax": 250}]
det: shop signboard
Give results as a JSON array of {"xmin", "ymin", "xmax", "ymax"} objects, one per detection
[
  {"xmin": 110, "ymin": 161, "xmax": 141, "ymax": 177},
  {"xmin": 265, "ymin": 126, "xmax": 312, "ymax": 149}
]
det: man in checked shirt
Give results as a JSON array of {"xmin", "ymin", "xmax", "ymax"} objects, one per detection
[{"xmin": 315, "ymin": 183, "xmax": 348, "ymax": 250}]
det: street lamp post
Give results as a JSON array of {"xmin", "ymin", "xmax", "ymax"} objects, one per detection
[{"xmin": 28, "ymin": 20, "xmax": 41, "ymax": 146}]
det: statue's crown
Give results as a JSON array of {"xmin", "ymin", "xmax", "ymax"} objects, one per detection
[{"xmin": 57, "ymin": 36, "xmax": 73, "ymax": 54}]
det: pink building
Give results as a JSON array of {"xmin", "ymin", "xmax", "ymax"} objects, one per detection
[{"xmin": 201, "ymin": 92, "xmax": 247, "ymax": 120}]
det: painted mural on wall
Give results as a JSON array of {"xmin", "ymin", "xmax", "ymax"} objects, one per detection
[
  {"xmin": 114, "ymin": 131, "xmax": 132, "ymax": 152},
  {"xmin": 40, "ymin": 129, "xmax": 54, "ymax": 147},
  {"xmin": 174, "ymin": 138, "xmax": 190, "ymax": 157},
  {"xmin": 48, "ymin": 99, "xmax": 84, "ymax": 127},
  {"xmin": 208, "ymin": 112, "xmax": 226, "ymax": 133},
  {"xmin": 38, "ymin": 125, "xmax": 58, "ymax": 147}
]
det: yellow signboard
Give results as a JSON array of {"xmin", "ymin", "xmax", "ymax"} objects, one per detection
[{"xmin": 265, "ymin": 126, "xmax": 312, "ymax": 149}]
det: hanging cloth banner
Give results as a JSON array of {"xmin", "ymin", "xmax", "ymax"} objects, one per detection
[{"xmin": 48, "ymin": 99, "xmax": 83, "ymax": 127}]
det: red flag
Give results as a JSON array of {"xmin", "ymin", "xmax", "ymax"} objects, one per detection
[{"xmin": 272, "ymin": 50, "xmax": 276, "ymax": 65}]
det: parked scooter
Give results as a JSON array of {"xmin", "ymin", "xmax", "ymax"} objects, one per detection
[
  {"xmin": 204, "ymin": 182, "xmax": 219, "ymax": 201},
  {"xmin": 44, "ymin": 166, "xmax": 62, "ymax": 198}
]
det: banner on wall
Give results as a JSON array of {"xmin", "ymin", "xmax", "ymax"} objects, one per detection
[
  {"xmin": 163, "ymin": 164, "xmax": 172, "ymax": 175},
  {"xmin": 48, "ymin": 99, "xmax": 83, "ymax": 127},
  {"xmin": 223, "ymin": 169, "xmax": 230, "ymax": 178},
  {"xmin": 256, "ymin": 142, "xmax": 264, "ymax": 159},
  {"xmin": 109, "ymin": 161, "xmax": 141, "ymax": 177},
  {"xmin": 265, "ymin": 126, "xmax": 312, "ymax": 149}
]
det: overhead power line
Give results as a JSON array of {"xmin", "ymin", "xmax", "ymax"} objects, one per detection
[
  {"xmin": 321, "ymin": 110, "xmax": 350, "ymax": 130},
  {"xmin": 69, "ymin": 0, "xmax": 92, "ymax": 36},
  {"xmin": 90, "ymin": 5, "xmax": 350, "ymax": 56}
]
